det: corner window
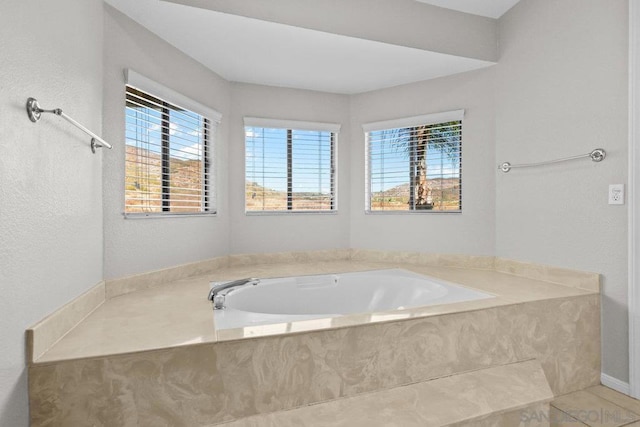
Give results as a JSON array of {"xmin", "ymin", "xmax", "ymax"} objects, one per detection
[
  {"xmin": 244, "ymin": 118, "xmax": 339, "ymax": 213},
  {"xmin": 364, "ymin": 110, "xmax": 463, "ymax": 213},
  {"xmin": 124, "ymin": 73, "xmax": 220, "ymax": 216}
]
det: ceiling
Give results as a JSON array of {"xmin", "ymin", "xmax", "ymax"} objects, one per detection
[
  {"xmin": 415, "ymin": 0, "xmax": 521, "ymax": 19},
  {"xmin": 106, "ymin": 0, "xmax": 500, "ymax": 94}
]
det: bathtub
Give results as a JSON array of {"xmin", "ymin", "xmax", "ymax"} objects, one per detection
[{"xmin": 212, "ymin": 268, "xmax": 494, "ymax": 330}]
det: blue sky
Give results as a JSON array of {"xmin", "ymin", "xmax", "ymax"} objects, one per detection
[
  {"xmin": 369, "ymin": 128, "xmax": 461, "ymax": 192},
  {"xmin": 245, "ymin": 127, "xmax": 332, "ymax": 194},
  {"xmin": 125, "ymin": 104, "xmax": 205, "ymax": 162}
]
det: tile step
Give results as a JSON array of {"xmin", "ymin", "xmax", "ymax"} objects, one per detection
[{"xmin": 216, "ymin": 359, "xmax": 554, "ymax": 427}]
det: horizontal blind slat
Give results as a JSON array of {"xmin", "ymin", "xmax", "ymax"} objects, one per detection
[
  {"xmin": 125, "ymin": 86, "xmax": 214, "ymax": 215},
  {"xmin": 366, "ymin": 117, "xmax": 461, "ymax": 213},
  {"xmin": 245, "ymin": 125, "xmax": 336, "ymax": 213},
  {"xmin": 125, "ymin": 112, "xmax": 210, "ymax": 136},
  {"xmin": 126, "ymin": 91, "xmax": 208, "ymax": 128}
]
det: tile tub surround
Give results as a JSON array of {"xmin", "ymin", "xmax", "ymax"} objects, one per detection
[
  {"xmin": 101, "ymin": 249, "xmax": 600, "ymax": 299},
  {"xmin": 218, "ymin": 360, "xmax": 553, "ymax": 427},
  {"xmin": 104, "ymin": 249, "xmax": 353, "ymax": 299},
  {"xmin": 494, "ymin": 258, "xmax": 600, "ymax": 292},
  {"xmin": 27, "ymin": 253, "xmax": 601, "ymax": 425},
  {"xmin": 26, "ymin": 250, "xmax": 600, "ymax": 365},
  {"xmin": 26, "ymin": 281, "xmax": 105, "ymax": 363},
  {"xmin": 28, "ymin": 291, "xmax": 599, "ymax": 426},
  {"xmin": 33, "ymin": 260, "xmax": 598, "ymax": 363},
  {"xmin": 105, "ymin": 255, "xmax": 230, "ymax": 299}
]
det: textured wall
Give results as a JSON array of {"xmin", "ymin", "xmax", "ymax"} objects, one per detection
[
  {"xmin": 349, "ymin": 69, "xmax": 497, "ymax": 255},
  {"xmin": 0, "ymin": 1, "xmax": 104, "ymax": 425},
  {"xmin": 495, "ymin": 0, "xmax": 629, "ymax": 381},
  {"xmin": 228, "ymin": 83, "xmax": 351, "ymax": 254},
  {"xmin": 102, "ymin": 5, "xmax": 232, "ymax": 279}
]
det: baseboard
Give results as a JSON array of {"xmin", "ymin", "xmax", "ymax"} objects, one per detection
[{"xmin": 601, "ymin": 373, "xmax": 631, "ymax": 395}]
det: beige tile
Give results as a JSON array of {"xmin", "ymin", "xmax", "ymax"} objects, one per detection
[
  {"xmin": 549, "ymin": 407, "xmax": 588, "ymax": 426},
  {"xmin": 220, "ymin": 361, "xmax": 552, "ymax": 427},
  {"xmin": 30, "ymin": 294, "xmax": 599, "ymax": 426},
  {"xmin": 450, "ymin": 403, "xmax": 550, "ymax": 426},
  {"xmin": 27, "ymin": 251, "xmax": 604, "ymax": 426},
  {"xmin": 404, "ymin": 265, "xmax": 596, "ymax": 304},
  {"xmin": 33, "ymin": 251, "xmax": 598, "ymax": 364},
  {"xmin": 585, "ymin": 385, "xmax": 640, "ymax": 415},
  {"xmin": 36, "ymin": 290, "xmax": 601, "ymax": 400},
  {"xmin": 27, "ymin": 280, "xmax": 104, "ymax": 363},
  {"xmin": 495, "ymin": 258, "xmax": 600, "ymax": 292},
  {"xmin": 100, "ymin": 251, "xmax": 600, "ymax": 301},
  {"xmin": 349, "ymin": 249, "xmax": 495, "ymax": 269},
  {"xmin": 36, "ymin": 259, "xmax": 598, "ymax": 371},
  {"xmin": 105, "ymin": 255, "xmax": 229, "ymax": 298},
  {"xmin": 214, "ymin": 295, "xmax": 515, "ymax": 343},
  {"xmin": 37, "ymin": 275, "xmax": 218, "ymax": 362},
  {"xmin": 551, "ymin": 390, "xmax": 640, "ymax": 426}
]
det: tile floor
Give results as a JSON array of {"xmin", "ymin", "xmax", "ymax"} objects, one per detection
[{"xmin": 551, "ymin": 386, "xmax": 640, "ymax": 426}]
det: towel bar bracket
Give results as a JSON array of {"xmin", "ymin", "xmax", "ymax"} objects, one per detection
[
  {"xmin": 26, "ymin": 97, "xmax": 43, "ymax": 122},
  {"xmin": 26, "ymin": 97, "xmax": 112, "ymax": 153}
]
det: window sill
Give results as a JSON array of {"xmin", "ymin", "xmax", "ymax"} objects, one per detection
[
  {"xmin": 245, "ymin": 210, "xmax": 338, "ymax": 216},
  {"xmin": 364, "ymin": 210, "xmax": 462, "ymax": 215},
  {"xmin": 123, "ymin": 212, "xmax": 217, "ymax": 219}
]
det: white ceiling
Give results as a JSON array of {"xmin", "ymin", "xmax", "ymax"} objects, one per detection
[
  {"xmin": 415, "ymin": 0, "xmax": 521, "ymax": 19},
  {"xmin": 106, "ymin": 0, "xmax": 496, "ymax": 94}
]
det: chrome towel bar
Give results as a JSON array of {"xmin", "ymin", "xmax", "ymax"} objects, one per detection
[
  {"xmin": 499, "ymin": 148, "xmax": 606, "ymax": 173},
  {"xmin": 26, "ymin": 97, "xmax": 112, "ymax": 153}
]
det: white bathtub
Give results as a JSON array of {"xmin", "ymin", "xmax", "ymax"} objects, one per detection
[{"xmin": 212, "ymin": 268, "xmax": 494, "ymax": 330}]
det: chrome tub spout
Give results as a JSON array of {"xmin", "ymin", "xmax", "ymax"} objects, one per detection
[{"xmin": 208, "ymin": 278, "xmax": 260, "ymax": 310}]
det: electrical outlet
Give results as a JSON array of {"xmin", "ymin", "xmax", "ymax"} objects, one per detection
[{"xmin": 609, "ymin": 184, "xmax": 624, "ymax": 205}]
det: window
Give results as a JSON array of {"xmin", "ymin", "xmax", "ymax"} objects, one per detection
[
  {"xmin": 124, "ymin": 71, "xmax": 220, "ymax": 216},
  {"xmin": 364, "ymin": 110, "xmax": 463, "ymax": 213},
  {"xmin": 244, "ymin": 118, "xmax": 339, "ymax": 213}
]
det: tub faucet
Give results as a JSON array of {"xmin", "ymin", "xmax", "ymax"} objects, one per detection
[{"xmin": 208, "ymin": 278, "xmax": 260, "ymax": 310}]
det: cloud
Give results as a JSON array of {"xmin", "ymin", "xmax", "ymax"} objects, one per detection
[{"xmin": 175, "ymin": 143, "xmax": 202, "ymax": 160}]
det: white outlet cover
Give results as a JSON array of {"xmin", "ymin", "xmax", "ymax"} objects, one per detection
[{"xmin": 609, "ymin": 184, "xmax": 625, "ymax": 205}]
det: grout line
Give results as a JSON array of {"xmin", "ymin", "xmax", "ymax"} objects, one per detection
[
  {"xmin": 551, "ymin": 407, "xmax": 590, "ymax": 426},
  {"xmin": 552, "ymin": 387, "xmax": 640, "ymax": 426},
  {"xmin": 584, "ymin": 388, "xmax": 640, "ymax": 419}
]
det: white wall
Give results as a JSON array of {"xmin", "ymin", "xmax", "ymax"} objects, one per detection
[
  {"xmin": 495, "ymin": 0, "xmax": 629, "ymax": 382},
  {"xmin": 0, "ymin": 1, "xmax": 104, "ymax": 425},
  {"xmin": 102, "ymin": 5, "xmax": 232, "ymax": 279},
  {"xmin": 229, "ymin": 83, "xmax": 351, "ymax": 254},
  {"xmin": 167, "ymin": 0, "xmax": 498, "ymax": 62},
  {"xmin": 349, "ymin": 69, "xmax": 497, "ymax": 254}
]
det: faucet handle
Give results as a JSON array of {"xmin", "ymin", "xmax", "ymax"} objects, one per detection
[{"xmin": 213, "ymin": 294, "xmax": 226, "ymax": 310}]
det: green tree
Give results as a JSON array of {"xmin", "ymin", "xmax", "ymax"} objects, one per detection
[{"xmin": 385, "ymin": 121, "xmax": 460, "ymax": 210}]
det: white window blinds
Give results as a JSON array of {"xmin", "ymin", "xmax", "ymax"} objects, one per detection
[
  {"xmin": 244, "ymin": 118, "xmax": 339, "ymax": 213},
  {"xmin": 364, "ymin": 111, "xmax": 463, "ymax": 213},
  {"xmin": 124, "ymin": 85, "xmax": 217, "ymax": 215}
]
